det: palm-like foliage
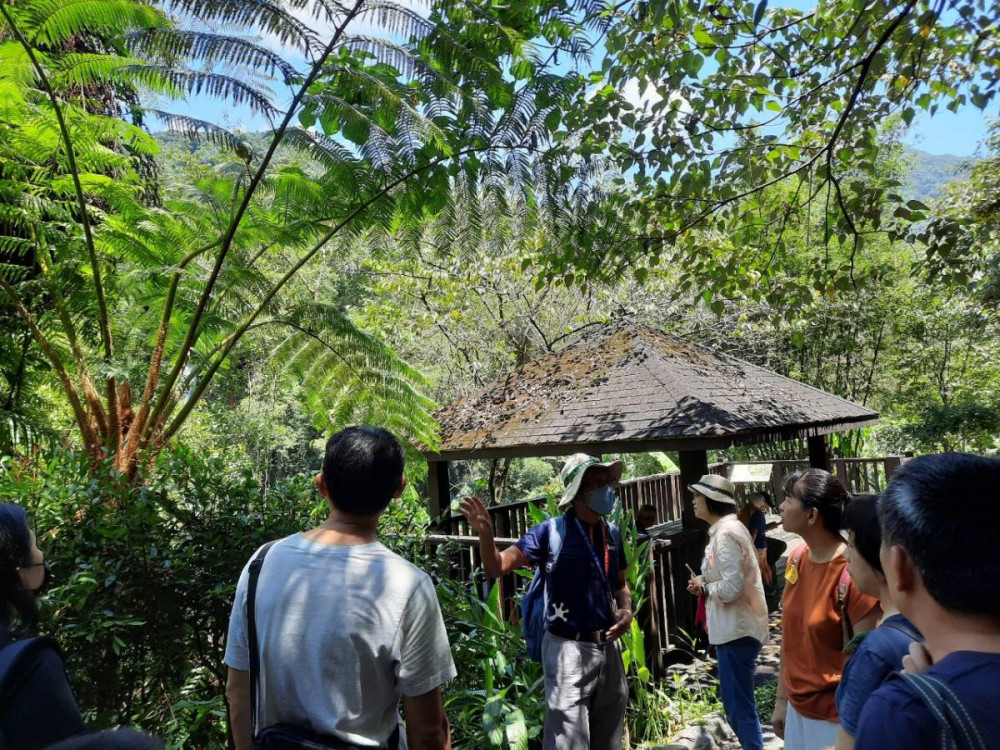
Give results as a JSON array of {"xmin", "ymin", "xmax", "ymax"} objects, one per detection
[{"xmin": 0, "ymin": 0, "xmax": 597, "ymax": 475}]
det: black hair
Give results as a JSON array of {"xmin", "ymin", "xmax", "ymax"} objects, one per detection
[
  {"xmin": 783, "ymin": 468, "xmax": 848, "ymax": 532},
  {"xmin": 705, "ymin": 498, "xmax": 737, "ymax": 517},
  {"xmin": 879, "ymin": 453, "xmax": 1000, "ymax": 618},
  {"xmin": 749, "ymin": 490, "xmax": 772, "ymax": 509},
  {"xmin": 0, "ymin": 503, "xmax": 39, "ymax": 641},
  {"xmin": 637, "ymin": 504, "xmax": 657, "ymax": 526},
  {"xmin": 322, "ymin": 426, "xmax": 405, "ymax": 516},
  {"xmin": 842, "ymin": 494, "xmax": 883, "ymax": 575}
]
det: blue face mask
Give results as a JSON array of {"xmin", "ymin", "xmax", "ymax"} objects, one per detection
[{"xmin": 583, "ymin": 486, "xmax": 617, "ymax": 516}]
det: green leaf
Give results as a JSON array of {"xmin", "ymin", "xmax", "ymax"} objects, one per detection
[
  {"xmin": 482, "ymin": 695, "xmax": 505, "ymax": 747},
  {"xmin": 693, "ymin": 25, "xmax": 715, "ymax": 46},
  {"xmin": 505, "ymin": 708, "xmax": 528, "ymax": 750}
]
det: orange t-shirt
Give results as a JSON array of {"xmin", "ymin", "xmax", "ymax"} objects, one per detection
[{"xmin": 781, "ymin": 546, "xmax": 880, "ymax": 721}]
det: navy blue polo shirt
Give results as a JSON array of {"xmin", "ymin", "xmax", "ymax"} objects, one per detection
[
  {"xmin": 835, "ymin": 613, "xmax": 921, "ymax": 735},
  {"xmin": 515, "ymin": 511, "xmax": 627, "ymax": 633},
  {"xmin": 855, "ymin": 651, "xmax": 1000, "ymax": 750}
]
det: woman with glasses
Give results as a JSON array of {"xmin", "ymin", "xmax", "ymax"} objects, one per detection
[{"xmin": 0, "ymin": 502, "xmax": 86, "ymax": 749}]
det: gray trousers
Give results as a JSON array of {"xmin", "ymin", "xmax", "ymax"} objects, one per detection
[{"xmin": 541, "ymin": 631, "xmax": 628, "ymax": 750}]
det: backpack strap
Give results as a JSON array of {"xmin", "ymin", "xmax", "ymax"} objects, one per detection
[
  {"xmin": 608, "ymin": 521, "xmax": 623, "ymax": 559},
  {"xmin": 837, "ymin": 567, "xmax": 851, "ymax": 607},
  {"xmin": 899, "ymin": 672, "xmax": 985, "ymax": 750},
  {"xmin": 791, "ymin": 544, "xmax": 807, "ymax": 567},
  {"xmin": 882, "ymin": 618, "xmax": 922, "ymax": 643},
  {"xmin": 545, "ymin": 516, "xmax": 565, "ymax": 573},
  {"xmin": 247, "ymin": 540, "xmax": 278, "ymax": 737},
  {"xmin": 838, "ymin": 566, "xmax": 855, "ymax": 649}
]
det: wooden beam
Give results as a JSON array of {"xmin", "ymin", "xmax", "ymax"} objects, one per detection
[
  {"xmin": 425, "ymin": 417, "xmax": 882, "ymax": 462},
  {"xmin": 808, "ymin": 435, "xmax": 830, "ymax": 471},
  {"xmin": 426, "ymin": 459, "xmax": 450, "ymax": 526}
]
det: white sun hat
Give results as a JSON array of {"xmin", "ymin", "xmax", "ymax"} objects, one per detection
[
  {"xmin": 558, "ymin": 453, "xmax": 624, "ymax": 509},
  {"xmin": 688, "ymin": 474, "xmax": 738, "ymax": 505}
]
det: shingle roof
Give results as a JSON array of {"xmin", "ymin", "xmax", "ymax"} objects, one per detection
[{"xmin": 431, "ymin": 323, "xmax": 879, "ymax": 459}]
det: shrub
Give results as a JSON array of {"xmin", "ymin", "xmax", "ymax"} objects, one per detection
[{"xmin": 0, "ymin": 447, "xmax": 317, "ymax": 746}]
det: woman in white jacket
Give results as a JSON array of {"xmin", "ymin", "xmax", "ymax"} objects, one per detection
[{"xmin": 687, "ymin": 475, "xmax": 770, "ymax": 750}]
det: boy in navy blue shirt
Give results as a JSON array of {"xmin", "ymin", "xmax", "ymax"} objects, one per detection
[
  {"xmin": 832, "ymin": 495, "xmax": 921, "ymax": 750},
  {"xmin": 854, "ymin": 453, "xmax": 1000, "ymax": 750},
  {"xmin": 460, "ymin": 454, "xmax": 632, "ymax": 750}
]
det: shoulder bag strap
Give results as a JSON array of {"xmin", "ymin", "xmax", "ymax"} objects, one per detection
[{"xmin": 247, "ymin": 540, "xmax": 277, "ymax": 736}]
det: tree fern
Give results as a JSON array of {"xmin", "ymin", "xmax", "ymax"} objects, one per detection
[{"xmin": 1, "ymin": 0, "xmax": 599, "ymax": 471}]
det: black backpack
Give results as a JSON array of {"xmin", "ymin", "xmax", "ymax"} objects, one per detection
[{"xmin": 246, "ymin": 543, "xmax": 400, "ymax": 750}]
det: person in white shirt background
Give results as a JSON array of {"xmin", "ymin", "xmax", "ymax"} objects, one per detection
[{"xmin": 687, "ymin": 474, "xmax": 770, "ymax": 750}]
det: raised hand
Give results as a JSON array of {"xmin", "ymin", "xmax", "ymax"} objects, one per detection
[{"xmin": 458, "ymin": 496, "xmax": 494, "ymax": 539}]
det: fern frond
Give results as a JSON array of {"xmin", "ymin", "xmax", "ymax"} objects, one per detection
[
  {"xmin": 160, "ymin": 0, "xmax": 322, "ymax": 56},
  {"xmin": 148, "ymin": 110, "xmax": 251, "ymax": 155},
  {"xmin": 128, "ymin": 29, "xmax": 300, "ymax": 84},
  {"xmin": 126, "ymin": 66, "xmax": 279, "ymax": 117},
  {"xmin": 354, "ymin": 1, "xmax": 435, "ymax": 40},
  {"xmin": 21, "ymin": 0, "xmax": 166, "ymax": 48}
]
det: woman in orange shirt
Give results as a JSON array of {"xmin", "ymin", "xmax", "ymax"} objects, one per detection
[{"xmin": 770, "ymin": 470, "xmax": 881, "ymax": 750}]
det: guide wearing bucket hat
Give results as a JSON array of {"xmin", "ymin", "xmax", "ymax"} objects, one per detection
[
  {"xmin": 458, "ymin": 453, "xmax": 632, "ymax": 750},
  {"xmin": 558, "ymin": 454, "xmax": 624, "ymax": 510},
  {"xmin": 686, "ymin": 473, "xmax": 770, "ymax": 750}
]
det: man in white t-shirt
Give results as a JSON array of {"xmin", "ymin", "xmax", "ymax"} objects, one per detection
[{"xmin": 224, "ymin": 426, "xmax": 456, "ymax": 750}]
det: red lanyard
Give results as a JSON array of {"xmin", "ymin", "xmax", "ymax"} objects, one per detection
[{"xmin": 589, "ymin": 520, "xmax": 610, "ymax": 577}]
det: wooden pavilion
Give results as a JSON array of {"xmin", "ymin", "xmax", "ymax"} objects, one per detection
[
  {"xmin": 425, "ymin": 322, "xmax": 881, "ymax": 660},
  {"xmin": 428, "ymin": 322, "xmax": 879, "ymax": 519}
]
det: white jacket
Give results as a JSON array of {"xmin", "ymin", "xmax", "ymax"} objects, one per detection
[{"xmin": 703, "ymin": 514, "xmax": 770, "ymax": 646}]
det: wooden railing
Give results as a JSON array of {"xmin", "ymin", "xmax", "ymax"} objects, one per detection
[{"xmin": 433, "ymin": 455, "xmax": 908, "ymax": 671}]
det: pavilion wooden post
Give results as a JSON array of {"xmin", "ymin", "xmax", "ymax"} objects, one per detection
[
  {"xmin": 678, "ymin": 449, "xmax": 709, "ymax": 531},
  {"xmin": 426, "ymin": 459, "xmax": 450, "ymax": 530},
  {"xmin": 674, "ymin": 449, "xmax": 709, "ymax": 646},
  {"xmin": 807, "ymin": 435, "xmax": 830, "ymax": 471}
]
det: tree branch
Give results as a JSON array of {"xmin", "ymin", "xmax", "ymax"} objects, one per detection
[
  {"xmin": 147, "ymin": 0, "xmax": 367, "ymax": 439},
  {"xmin": 0, "ymin": 273, "xmax": 99, "ymax": 453}
]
